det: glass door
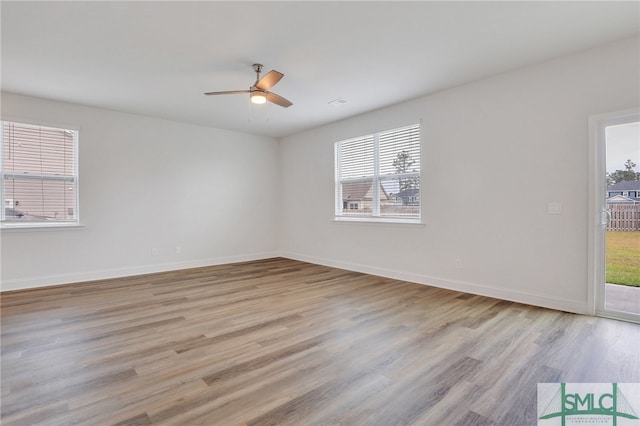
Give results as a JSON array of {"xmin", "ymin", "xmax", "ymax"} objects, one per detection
[{"xmin": 590, "ymin": 110, "xmax": 640, "ymax": 323}]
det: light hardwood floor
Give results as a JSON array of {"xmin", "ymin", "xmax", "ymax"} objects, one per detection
[{"xmin": 1, "ymin": 258, "xmax": 639, "ymax": 425}]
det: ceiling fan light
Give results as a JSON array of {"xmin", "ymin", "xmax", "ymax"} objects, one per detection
[{"xmin": 251, "ymin": 91, "xmax": 267, "ymax": 104}]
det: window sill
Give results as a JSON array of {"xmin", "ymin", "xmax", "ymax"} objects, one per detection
[
  {"xmin": 1, "ymin": 222, "xmax": 84, "ymax": 232},
  {"xmin": 333, "ymin": 217, "xmax": 425, "ymax": 227}
]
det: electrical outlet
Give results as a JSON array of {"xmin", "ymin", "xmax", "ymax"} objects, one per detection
[
  {"xmin": 152, "ymin": 248, "xmax": 158, "ymax": 256},
  {"xmin": 176, "ymin": 246, "xmax": 181, "ymax": 254},
  {"xmin": 547, "ymin": 202, "xmax": 562, "ymax": 215},
  {"xmin": 455, "ymin": 258, "xmax": 462, "ymax": 269}
]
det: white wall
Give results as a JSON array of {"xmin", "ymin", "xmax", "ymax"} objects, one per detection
[
  {"xmin": 0, "ymin": 93, "xmax": 280, "ymax": 290},
  {"xmin": 279, "ymin": 36, "xmax": 640, "ymax": 315},
  {"xmin": 2, "ymin": 37, "xmax": 638, "ymax": 314}
]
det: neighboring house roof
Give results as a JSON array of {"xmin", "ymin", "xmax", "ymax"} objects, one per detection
[
  {"xmin": 341, "ymin": 181, "xmax": 390, "ymax": 200},
  {"xmin": 394, "ymin": 188, "xmax": 420, "ymax": 198},
  {"xmin": 342, "ymin": 182, "xmax": 371, "ymax": 200},
  {"xmin": 607, "ymin": 180, "xmax": 640, "ymax": 191},
  {"xmin": 606, "ymin": 195, "xmax": 639, "ymax": 204}
]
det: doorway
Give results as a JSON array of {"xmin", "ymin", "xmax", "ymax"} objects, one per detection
[{"xmin": 589, "ymin": 109, "xmax": 640, "ymax": 323}]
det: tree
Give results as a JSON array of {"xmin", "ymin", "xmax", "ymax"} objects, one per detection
[
  {"xmin": 393, "ymin": 150, "xmax": 419, "ymax": 192},
  {"xmin": 607, "ymin": 159, "xmax": 640, "ymax": 186}
]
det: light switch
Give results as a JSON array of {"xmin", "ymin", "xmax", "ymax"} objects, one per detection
[{"xmin": 547, "ymin": 202, "xmax": 562, "ymax": 215}]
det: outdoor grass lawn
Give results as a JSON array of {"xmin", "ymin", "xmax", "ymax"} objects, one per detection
[{"xmin": 606, "ymin": 231, "xmax": 640, "ymax": 287}]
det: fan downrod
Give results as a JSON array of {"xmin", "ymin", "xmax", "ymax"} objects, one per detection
[{"xmin": 253, "ymin": 63, "xmax": 264, "ymax": 79}]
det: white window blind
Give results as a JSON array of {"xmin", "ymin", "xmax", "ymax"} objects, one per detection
[
  {"xmin": 1, "ymin": 121, "xmax": 78, "ymax": 225},
  {"xmin": 335, "ymin": 123, "xmax": 420, "ymax": 221}
]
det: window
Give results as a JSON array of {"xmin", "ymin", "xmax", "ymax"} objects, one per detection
[
  {"xmin": 1, "ymin": 121, "xmax": 79, "ymax": 226},
  {"xmin": 335, "ymin": 123, "xmax": 420, "ymax": 222}
]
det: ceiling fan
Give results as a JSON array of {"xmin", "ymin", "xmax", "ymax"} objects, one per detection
[{"xmin": 204, "ymin": 63, "xmax": 293, "ymax": 108}]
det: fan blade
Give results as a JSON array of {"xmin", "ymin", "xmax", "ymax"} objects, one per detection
[
  {"xmin": 204, "ymin": 90, "xmax": 250, "ymax": 96},
  {"xmin": 266, "ymin": 92, "xmax": 293, "ymax": 108},
  {"xmin": 256, "ymin": 70, "xmax": 284, "ymax": 91}
]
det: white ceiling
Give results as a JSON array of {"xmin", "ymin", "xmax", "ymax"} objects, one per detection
[{"xmin": 2, "ymin": 1, "xmax": 639, "ymax": 139}]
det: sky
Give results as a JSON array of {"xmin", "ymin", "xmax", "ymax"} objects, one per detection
[{"xmin": 606, "ymin": 121, "xmax": 640, "ymax": 174}]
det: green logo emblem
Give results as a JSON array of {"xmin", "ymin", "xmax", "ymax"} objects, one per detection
[{"xmin": 538, "ymin": 383, "xmax": 639, "ymax": 425}]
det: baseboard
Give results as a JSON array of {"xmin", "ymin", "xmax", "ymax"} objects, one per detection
[
  {"xmin": 2, "ymin": 250, "xmax": 593, "ymax": 317},
  {"xmin": 0, "ymin": 251, "xmax": 280, "ymax": 292},
  {"xmin": 280, "ymin": 251, "xmax": 592, "ymax": 316}
]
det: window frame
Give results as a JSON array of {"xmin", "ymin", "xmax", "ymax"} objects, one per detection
[
  {"xmin": 334, "ymin": 123, "xmax": 422, "ymax": 224},
  {"xmin": 1, "ymin": 120, "xmax": 80, "ymax": 229}
]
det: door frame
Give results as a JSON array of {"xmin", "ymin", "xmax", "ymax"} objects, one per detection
[{"xmin": 588, "ymin": 108, "xmax": 640, "ymax": 323}]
